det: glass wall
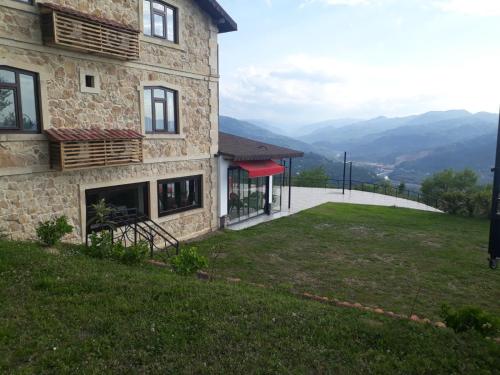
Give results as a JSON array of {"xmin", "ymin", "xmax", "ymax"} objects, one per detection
[
  {"xmin": 272, "ymin": 173, "xmax": 284, "ymax": 213},
  {"xmin": 228, "ymin": 168, "xmax": 274, "ymax": 223}
]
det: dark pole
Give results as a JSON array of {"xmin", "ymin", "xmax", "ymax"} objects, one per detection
[
  {"xmin": 288, "ymin": 157, "xmax": 292, "ymax": 209},
  {"xmin": 349, "ymin": 162, "xmax": 353, "ymax": 191},
  {"xmin": 488, "ymin": 108, "xmax": 500, "ymax": 269},
  {"xmin": 342, "ymin": 152, "xmax": 347, "ymax": 195}
]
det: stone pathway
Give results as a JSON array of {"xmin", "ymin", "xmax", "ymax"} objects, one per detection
[{"xmin": 229, "ymin": 187, "xmax": 440, "ymax": 230}]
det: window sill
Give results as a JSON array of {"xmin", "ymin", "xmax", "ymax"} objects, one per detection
[
  {"xmin": 140, "ymin": 35, "xmax": 186, "ymax": 52},
  {"xmin": 145, "ymin": 133, "xmax": 185, "ymax": 140},
  {"xmin": 0, "ymin": 133, "xmax": 47, "ymax": 142},
  {"xmin": 155, "ymin": 207, "xmax": 204, "ymax": 223}
]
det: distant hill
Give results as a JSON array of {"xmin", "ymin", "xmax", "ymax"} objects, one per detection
[
  {"xmin": 220, "ymin": 111, "xmax": 498, "ymax": 186},
  {"xmin": 294, "ymin": 110, "xmax": 498, "ymax": 185},
  {"xmin": 219, "ymin": 116, "xmax": 379, "ymax": 183},
  {"xmin": 219, "ymin": 116, "xmax": 314, "ymax": 153},
  {"xmin": 390, "ymin": 134, "xmax": 496, "ymax": 184}
]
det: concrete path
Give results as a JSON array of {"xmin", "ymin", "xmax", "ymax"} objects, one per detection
[{"xmin": 229, "ymin": 187, "xmax": 440, "ymax": 231}]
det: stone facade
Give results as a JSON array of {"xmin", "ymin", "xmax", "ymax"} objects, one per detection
[{"xmin": 0, "ymin": 0, "xmax": 226, "ymax": 242}]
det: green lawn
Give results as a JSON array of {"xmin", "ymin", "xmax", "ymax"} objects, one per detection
[
  {"xmin": 0, "ymin": 240, "xmax": 499, "ymax": 373},
  {"xmin": 193, "ymin": 203, "xmax": 500, "ymax": 320}
]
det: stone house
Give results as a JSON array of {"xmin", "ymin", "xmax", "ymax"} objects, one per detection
[{"xmin": 0, "ymin": 0, "xmax": 237, "ymax": 243}]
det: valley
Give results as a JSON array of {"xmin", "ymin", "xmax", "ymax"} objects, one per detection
[{"xmin": 221, "ymin": 110, "xmax": 498, "ymax": 187}]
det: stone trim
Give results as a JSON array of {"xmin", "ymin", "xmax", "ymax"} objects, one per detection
[
  {"xmin": 137, "ymin": 80, "xmax": 184, "ymax": 138},
  {"xmin": 78, "ymin": 169, "xmax": 206, "ymax": 241},
  {"xmin": 0, "ymin": 164, "xmax": 51, "ymax": 177},
  {"xmin": 79, "ymin": 68, "xmax": 101, "ymax": 94},
  {"xmin": 0, "ymin": 0, "xmax": 38, "ymax": 14},
  {"xmin": 143, "ymin": 154, "xmax": 210, "ymax": 163},
  {"xmin": 0, "ymin": 55, "xmax": 51, "ymax": 132},
  {"xmin": 0, "ymin": 133, "xmax": 47, "ymax": 142},
  {"xmin": 137, "ymin": 0, "xmax": 186, "ymax": 51},
  {"xmin": 0, "ymin": 37, "xmax": 220, "ymax": 82},
  {"xmin": 155, "ymin": 207, "xmax": 205, "ymax": 224},
  {"xmin": 0, "ymin": 154, "xmax": 212, "ymax": 177}
]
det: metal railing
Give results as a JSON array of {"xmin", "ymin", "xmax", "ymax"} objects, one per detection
[
  {"xmin": 284, "ymin": 177, "xmax": 440, "ymax": 209},
  {"xmin": 86, "ymin": 208, "xmax": 179, "ymax": 257}
]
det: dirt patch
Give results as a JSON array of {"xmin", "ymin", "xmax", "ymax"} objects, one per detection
[
  {"xmin": 313, "ymin": 222, "xmax": 336, "ymax": 230},
  {"xmin": 45, "ymin": 247, "xmax": 60, "ymax": 255},
  {"xmin": 421, "ymin": 240, "xmax": 442, "ymax": 248}
]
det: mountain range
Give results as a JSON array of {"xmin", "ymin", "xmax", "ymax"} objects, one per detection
[{"xmin": 220, "ymin": 110, "xmax": 498, "ymax": 185}]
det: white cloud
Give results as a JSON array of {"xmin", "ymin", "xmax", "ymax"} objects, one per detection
[
  {"xmin": 220, "ymin": 54, "xmax": 500, "ymax": 123},
  {"xmin": 434, "ymin": 0, "xmax": 500, "ymax": 16},
  {"xmin": 303, "ymin": 0, "xmax": 372, "ymax": 5},
  {"xmin": 301, "ymin": 0, "xmax": 500, "ymax": 16}
]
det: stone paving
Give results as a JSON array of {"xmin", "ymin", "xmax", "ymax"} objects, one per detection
[{"xmin": 229, "ymin": 187, "xmax": 441, "ymax": 231}]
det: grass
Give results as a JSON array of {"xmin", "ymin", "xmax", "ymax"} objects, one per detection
[
  {"xmin": 1, "ymin": 240, "xmax": 499, "ymax": 373},
  {"xmin": 192, "ymin": 203, "xmax": 500, "ymax": 320}
]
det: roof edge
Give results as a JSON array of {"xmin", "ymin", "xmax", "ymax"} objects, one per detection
[{"xmin": 195, "ymin": 0, "xmax": 237, "ymax": 33}]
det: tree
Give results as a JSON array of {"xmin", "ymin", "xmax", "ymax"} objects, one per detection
[
  {"xmin": 398, "ymin": 181, "xmax": 406, "ymax": 194},
  {"xmin": 294, "ymin": 166, "xmax": 329, "ymax": 188},
  {"xmin": 421, "ymin": 169, "xmax": 491, "ymax": 217},
  {"xmin": 421, "ymin": 169, "xmax": 478, "ymax": 200}
]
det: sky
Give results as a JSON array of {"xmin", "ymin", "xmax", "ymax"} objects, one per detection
[{"xmin": 216, "ymin": 0, "xmax": 500, "ymax": 125}]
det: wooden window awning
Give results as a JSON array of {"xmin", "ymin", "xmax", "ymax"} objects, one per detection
[
  {"xmin": 39, "ymin": 2, "xmax": 140, "ymax": 60},
  {"xmin": 46, "ymin": 128, "xmax": 144, "ymax": 171}
]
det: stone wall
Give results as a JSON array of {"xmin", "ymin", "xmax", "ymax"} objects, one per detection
[
  {"xmin": 0, "ymin": 0, "xmax": 222, "ymax": 242},
  {"xmin": 0, "ymin": 0, "xmax": 214, "ymax": 76},
  {"xmin": 0, "ymin": 158, "xmax": 219, "ymax": 242}
]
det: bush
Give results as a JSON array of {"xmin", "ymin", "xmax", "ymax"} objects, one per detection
[
  {"xmin": 171, "ymin": 247, "xmax": 208, "ymax": 276},
  {"xmin": 85, "ymin": 232, "xmax": 148, "ymax": 265},
  {"xmin": 441, "ymin": 305, "xmax": 500, "ymax": 337},
  {"xmin": 121, "ymin": 241, "xmax": 149, "ymax": 265},
  {"xmin": 36, "ymin": 216, "xmax": 73, "ymax": 246},
  {"xmin": 85, "ymin": 231, "xmax": 115, "ymax": 259}
]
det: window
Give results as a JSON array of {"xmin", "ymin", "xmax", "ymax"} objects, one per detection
[
  {"xmin": 143, "ymin": 0, "xmax": 177, "ymax": 42},
  {"xmin": 79, "ymin": 69, "xmax": 100, "ymax": 94},
  {"xmin": 85, "ymin": 75, "xmax": 95, "ymax": 88},
  {"xmin": 86, "ymin": 183, "xmax": 149, "ymax": 230},
  {"xmin": 144, "ymin": 87, "xmax": 178, "ymax": 134},
  {"xmin": 158, "ymin": 175, "xmax": 202, "ymax": 216},
  {"xmin": 0, "ymin": 66, "xmax": 41, "ymax": 133}
]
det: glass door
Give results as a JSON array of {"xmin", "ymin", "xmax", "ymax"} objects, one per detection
[{"xmin": 227, "ymin": 168, "xmax": 271, "ymax": 223}]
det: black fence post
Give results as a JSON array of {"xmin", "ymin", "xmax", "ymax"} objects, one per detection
[
  {"xmin": 349, "ymin": 162, "xmax": 353, "ymax": 191},
  {"xmin": 342, "ymin": 152, "xmax": 347, "ymax": 195},
  {"xmin": 288, "ymin": 157, "xmax": 292, "ymax": 210}
]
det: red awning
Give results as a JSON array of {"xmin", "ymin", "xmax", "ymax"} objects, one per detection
[{"xmin": 236, "ymin": 160, "xmax": 285, "ymax": 178}]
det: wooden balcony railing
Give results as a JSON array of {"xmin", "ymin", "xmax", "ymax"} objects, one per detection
[
  {"xmin": 46, "ymin": 129, "xmax": 144, "ymax": 171},
  {"xmin": 40, "ymin": 3, "xmax": 140, "ymax": 60}
]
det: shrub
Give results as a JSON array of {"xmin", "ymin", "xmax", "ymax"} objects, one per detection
[
  {"xmin": 85, "ymin": 231, "xmax": 115, "ymax": 259},
  {"xmin": 171, "ymin": 247, "xmax": 208, "ymax": 276},
  {"xmin": 121, "ymin": 241, "xmax": 149, "ymax": 265},
  {"xmin": 471, "ymin": 190, "xmax": 491, "ymax": 218},
  {"xmin": 439, "ymin": 191, "xmax": 469, "ymax": 216},
  {"xmin": 85, "ymin": 232, "xmax": 148, "ymax": 265},
  {"xmin": 441, "ymin": 305, "xmax": 500, "ymax": 337},
  {"xmin": 36, "ymin": 216, "xmax": 73, "ymax": 246}
]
